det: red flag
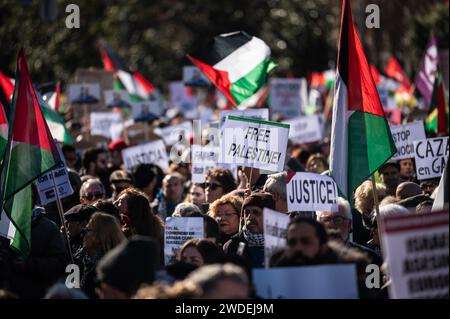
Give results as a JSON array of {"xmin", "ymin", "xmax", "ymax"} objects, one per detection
[{"xmin": 385, "ymin": 57, "xmax": 412, "ymax": 89}]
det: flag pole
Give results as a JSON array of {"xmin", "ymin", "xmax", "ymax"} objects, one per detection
[{"xmin": 50, "ymin": 173, "xmax": 74, "ymax": 264}]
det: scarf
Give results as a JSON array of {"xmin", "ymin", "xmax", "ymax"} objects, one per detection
[{"xmin": 242, "ymin": 227, "xmax": 264, "ymax": 247}]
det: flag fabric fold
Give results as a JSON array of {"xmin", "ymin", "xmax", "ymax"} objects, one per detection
[
  {"xmin": 0, "ymin": 49, "xmax": 62, "ymax": 257},
  {"xmin": 330, "ymin": 0, "xmax": 396, "ymax": 199},
  {"xmin": 425, "ymin": 69, "xmax": 449, "ymax": 136},
  {"xmin": 187, "ymin": 31, "xmax": 276, "ymax": 107}
]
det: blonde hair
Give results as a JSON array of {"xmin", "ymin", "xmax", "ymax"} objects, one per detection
[
  {"xmin": 354, "ymin": 180, "xmax": 386, "ymax": 217},
  {"xmin": 89, "ymin": 212, "xmax": 125, "ymax": 256},
  {"xmin": 208, "ymin": 194, "xmax": 243, "ymax": 219}
]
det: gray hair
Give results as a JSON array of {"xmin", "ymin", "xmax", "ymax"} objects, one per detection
[
  {"xmin": 263, "ymin": 172, "xmax": 287, "ymax": 200},
  {"xmin": 379, "ymin": 203, "xmax": 409, "ymax": 217},
  {"xmin": 80, "ymin": 178, "xmax": 105, "ymax": 197},
  {"xmin": 316, "ymin": 197, "xmax": 352, "ymax": 221},
  {"xmin": 185, "ymin": 263, "xmax": 248, "ymax": 296},
  {"xmin": 172, "ymin": 202, "xmax": 202, "ymax": 217}
]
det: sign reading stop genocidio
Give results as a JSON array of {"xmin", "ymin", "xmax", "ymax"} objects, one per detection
[{"xmin": 390, "ymin": 122, "xmax": 426, "ymax": 160}]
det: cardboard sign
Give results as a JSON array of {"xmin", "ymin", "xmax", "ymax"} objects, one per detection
[
  {"xmin": 286, "ymin": 172, "xmax": 338, "ymax": 212},
  {"xmin": 154, "ymin": 121, "xmax": 193, "ymax": 146},
  {"xmin": 263, "ymin": 208, "xmax": 289, "ymax": 268},
  {"xmin": 164, "ymin": 217, "xmax": 204, "ymax": 265},
  {"xmin": 283, "ymin": 115, "xmax": 323, "ymax": 144},
  {"xmin": 90, "ymin": 112, "xmax": 123, "ymax": 139},
  {"xmin": 122, "ymin": 140, "xmax": 169, "ymax": 171},
  {"xmin": 169, "ymin": 81, "xmax": 198, "ymax": 119},
  {"xmin": 253, "ymin": 265, "xmax": 359, "ymax": 299},
  {"xmin": 220, "ymin": 108, "xmax": 269, "ymax": 127},
  {"xmin": 220, "ymin": 116, "xmax": 290, "ymax": 172},
  {"xmin": 414, "ymin": 137, "xmax": 449, "ymax": 180},
  {"xmin": 104, "ymin": 89, "xmax": 132, "ymax": 109},
  {"xmin": 68, "ymin": 83, "xmax": 101, "ymax": 104},
  {"xmin": 35, "ymin": 162, "xmax": 74, "ymax": 205},
  {"xmin": 382, "ymin": 211, "xmax": 449, "ymax": 299},
  {"xmin": 390, "ymin": 122, "xmax": 426, "ymax": 160},
  {"xmin": 183, "ymin": 66, "xmax": 211, "ymax": 87},
  {"xmin": 270, "ymin": 78, "xmax": 307, "ymax": 119}
]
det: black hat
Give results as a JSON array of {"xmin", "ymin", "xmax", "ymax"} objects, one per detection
[
  {"xmin": 64, "ymin": 204, "xmax": 98, "ymax": 222},
  {"xmin": 243, "ymin": 192, "xmax": 276, "ymax": 211},
  {"xmin": 109, "ymin": 170, "xmax": 134, "ymax": 184},
  {"xmin": 96, "ymin": 235, "xmax": 159, "ymax": 295},
  {"xmin": 379, "ymin": 160, "xmax": 400, "ymax": 173}
]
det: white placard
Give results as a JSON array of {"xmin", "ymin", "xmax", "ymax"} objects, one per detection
[
  {"xmin": 390, "ymin": 122, "xmax": 426, "ymax": 160},
  {"xmin": 220, "ymin": 116, "xmax": 290, "ymax": 172},
  {"xmin": 68, "ymin": 83, "xmax": 101, "ymax": 104},
  {"xmin": 414, "ymin": 137, "xmax": 449, "ymax": 180},
  {"xmin": 183, "ymin": 66, "xmax": 211, "ymax": 86},
  {"xmin": 164, "ymin": 217, "xmax": 204, "ymax": 265},
  {"xmin": 154, "ymin": 121, "xmax": 193, "ymax": 146},
  {"xmin": 104, "ymin": 89, "xmax": 132, "ymax": 109},
  {"xmin": 220, "ymin": 108, "xmax": 269, "ymax": 127},
  {"xmin": 283, "ymin": 115, "xmax": 323, "ymax": 144},
  {"xmin": 35, "ymin": 162, "xmax": 74, "ymax": 205},
  {"xmin": 286, "ymin": 172, "xmax": 338, "ymax": 212},
  {"xmin": 122, "ymin": 140, "xmax": 169, "ymax": 171},
  {"xmin": 382, "ymin": 211, "xmax": 449, "ymax": 299},
  {"xmin": 90, "ymin": 112, "xmax": 123, "ymax": 139},
  {"xmin": 191, "ymin": 145, "xmax": 220, "ymax": 183},
  {"xmin": 263, "ymin": 208, "xmax": 289, "ymax": 268},
  {"xmin": 270, "ymin": 78, "xmax": 306, "ymax": 119},
  {"xmin": 253, "ymin": 265, "xmax": 359, "ymax": 299}
]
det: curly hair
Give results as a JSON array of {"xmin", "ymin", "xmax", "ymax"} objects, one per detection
[
  {"xmin": 208, "ymin": 194, "xmax": 243, "ymax": 219},
  {"xmin": 354, "ymin": 180, "xmax": 386, "ymax": 218}
]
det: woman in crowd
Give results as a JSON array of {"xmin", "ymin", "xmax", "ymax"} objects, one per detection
[
  {"xmin": 204, "ymin": 168, "xmax": 237, "ymax": 204},
  {"xmin": 178, "ymin": 239, "xmax": 222, "ymax": 268},
  {"xmin": 208, "ymin": 194, "xmax": 243, "ymax": 247},
  {"xmin": 187, "ymin": 183, "xmax": 206, "ymax": 208}
]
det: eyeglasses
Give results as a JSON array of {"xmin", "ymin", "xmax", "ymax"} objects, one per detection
[
  {"xmin": 319, "ymin": 216, "xmax": 348, "ymax": 226},
  {"xmin": 215, "ymin": 211, "xmax": 239, "ymax": 219},
  {"xmin": 82, "ymin": 192, "xmax": 104, "ymax": 201},
  {"xmin": 205, "ymin": 182, "xmax": 223, "ymax": 191}
]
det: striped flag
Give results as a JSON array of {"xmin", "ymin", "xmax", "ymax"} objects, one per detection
[
  {"xmin": 425, "ymin": 69, "xmax": 449, "ymax": 135},
  {"xmin": 187, "ymin": 31, "xmax": 276, "ymax": 107},
  {"xmin": 330, "ymin": 0, "xmax": 396, "ymax": 199}
]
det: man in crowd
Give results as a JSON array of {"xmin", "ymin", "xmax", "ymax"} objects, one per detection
[
  {"xmin": 263, "ymin": 172, "xmax": 288, "ymax": 213},
  {"xmin": 80, "ymin": 178, "xmax": 106, "ymax": 205},
  {"xmin": 152, "ymin": 173, "xmax": 185, "ymax": 220},
  {"xmin": 82, "ymin": 148, "xmax": 111, "ymax": 197},
  {"xmin": 378, "ymin": 161, "xmax": 401, "ymax": 197},
  {"xmin": 64, "ymin": 204, "xmax": 99, "ymax": 253},
  {"xmin": 109, "ymin": 170, "xmax": 134, "ymax": 201}
]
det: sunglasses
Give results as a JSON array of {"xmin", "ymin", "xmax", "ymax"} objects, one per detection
[
  {"xmin": 83, "ymin": 192, "xmax": 104, "ymax": 201},
  {"xmin": 205, "ymin": 182, "xmax": 223, "ymax": 191}
]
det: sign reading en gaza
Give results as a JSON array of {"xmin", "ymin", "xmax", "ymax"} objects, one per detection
[
  {"xmin": 414, "ymin": 137, "xmax": 449, "ymax": 180},
  {"xmin": 382, "ymin": 211, "xmax": 449, "ymax": 299},
  {"xmin": 286, "ymin": 172, "xmax": 338, "ymax": 212},
  {"xmin": 121, "ymin": 140, "xmax": 169, "ymax": 171},
  {"xmin": 220, "ymin": 116, "xmax": 290, "ymax": 172},
  {"xmin": 390, "ymin": 121, "xmax": 426, "ymax": 160}
]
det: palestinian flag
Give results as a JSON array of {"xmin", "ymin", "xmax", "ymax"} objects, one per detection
[
  {"xmin": 0, "ymin": 70, "xmax": 14, "ymax": 116},
  {"xmin": 37, "ymin": 81, "xmax": 61, "ymax": 112},
  {"xmin": 0, "ymin": 102, "xmax": 7, "ymax": 160},
  {"xmin": 0, "ymin": 49, "xmax": 62, "ymax": 257},
  {"xmin": 330, "ymin": 0, "xmax": 396, "ymax": 199},
  {"xmin": 425, "ymin": 69, "xmax": 449, "ymax": 135},
  {"xmin": 187, "ymin": 31, "xmax": 276, "ymax": 107},
  {"xmin": 100, "ymin": 43, "xmax": 154, "ymax": 101}
]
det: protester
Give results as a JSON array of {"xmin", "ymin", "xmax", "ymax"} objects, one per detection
[
  {"xmin": 79, "ymin": 178, "xmax": 106, "ymax": 204},
  {"xmin": 107, "ymin": 138, "xmax": 128, "ymax": 172},
  {"xmin": 152, "ymin": 173, "xmax": 186, "ymax": 219},
  {"xmin": 109, "ymin": 169, "xmax": 134, "ymax": 201},
  {"xmin": 187, "ymin": 183, "xmax": 206, "ymax": 209},
  {"xmin": 205, "ymin": 168, "xmax": 237, "ymax": 203},
  {"xmin": 82, "ymin": 148, "xmax": 111, "ymax": 196},
  {"xmin": 305, "ymin": 153, "xmax": 328, "ymax": 173},
  {"xmin": 395, "ymin": 181, "xmax": 422, "ymax": 200},
  {"xmin": 93, "ymin": 200, "xmax": 122, "ymax": 222},
  {"xmin": 263, "ymin": 172, "xmax": 288, "ymax": 213},
  {"xmin": 74, "ymin": 212, "xmax": 125, "ymax": 298},
  {"xmin": 178, "ymin": 239, "xmax": 222, "ymax": 267},
  {"xmin": 62, "ymin": 144, "xmax": 80, "ymax": 171},
  {"xmin": 398, "ymin": 158, "xmax": 416, "ymax": 182},
  {"xmin": 132, "ymin": 163, "xmax": 162, "ymax": 201},
  {"xmin": 64, "ymin": 204, "xmax": 99, "ymax": 253},
  {"xmin": 223, "ymin": 192, "xmax": 275, "ymax": 268},
  {"xmin": 208, "ymin": 194, "xmax": 243, "ymax": 246},
  {"xmin": 378, "ymin": 161, "xmax": 401, "ymax": 196}
]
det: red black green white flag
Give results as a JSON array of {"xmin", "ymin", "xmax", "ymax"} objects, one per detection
[
  {"xmin": 0, "ymin": 49, "xmax": 62, "ymax": 258},
  {"xmin": 330, "ymin": 0, "xmax": 396, "ymax": 199},
  {"xmin": 187, "ymin": 31, "xmax": 276, "ymax": 107},
  {"xmin": 425, "ymin": 69, "xmax": 449, "ymax": 136}
]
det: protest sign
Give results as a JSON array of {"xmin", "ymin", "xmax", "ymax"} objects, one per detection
[
  {"xmin": 169, "ymin": 81, "xmax": 198, "ymax": 119},
  {"xmin": 390, "ymin": 122, "xmax": 426, "ymax": 160},
  {"xmin": 90, "ymin": 112, "xmax": 123, "ymax": 139},
  {"xmin": 382, "ymin": 210, "xmax": 449, "ymax": 299},
  {"xmin": 122, "ymin": 140, "xmax": 169, "ymax": 171},
  {"xmin": 263, "ymin": 208, "xmax": 289, "ymax": 268},
  {"xmin": 270, "ymin": 78, "xmax": 306, "ymax": 119},
  {"xmin": 286, "ymin": 172, "xmax": 338, "ymax": 212},
  {"xmin": 220, "ymin": 116, "xmax": 289, "ymax": 172},
  {"xmin": 104, "ymin": 89, "xmax": 132, "ymax": 109},
  {"xmin": 154, "ymin": 121, "xmax": 192, "ymax": 146},
  {"xmin": 164, "ymin": 217, "xmax": 204, "ymax": 265},
  {"xmin": 35, "ymin": 162, "xmax": 74, "ymax": 205},
  {"xmin": 220, "ymin": 108, "xmax": 269, "ymax": 127},
  {"xmin": 283, "ymin": 115, "xmax": 323, "ymax": 144},
  {"xmin": 414, "ymin": 137, "xmax": 449, "ymax": 180},
  {"xmin": 68, "ymin": 83, "xmax": 101, "ymax": 104},
  {"xmin": 191, "ymin": 145, "xmax": 220, "ymax": 183},
  {"xmin": 253, "ymin": 265, "xmax": 358, "ymax": 298},
  {"xmin": 183, "ymin": 66, "xmax": 211, "ymax": 87}
]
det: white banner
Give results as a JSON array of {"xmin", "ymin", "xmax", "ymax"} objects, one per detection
[
  {"xmin": 263, "ymin": 208, "xmax": 289, "ymax": 268},
  {"xmin": 191, "ymin": 145, "xmax": 220, "ymax": 183},
  {"xmin": 164, "ymin": 217, "xmax": 204, "ymax": 265},
  {"xmin": 122, "ymin": 140, "xmax": 169, "ymax": 171},
  {"xmin": 253, "ymin": 265, "xmax": 359, "ymax": 298},
  {"xmin": 154, "ymin": 121, "xmax": 193, "ymax": 146},
  {"xmin": 220, "ymin": 116, "xmax": 290, "ymax": 172},
  {"xmin": 220, "ymin": 108, "xmax": 269, "ymax": 127},
  {"xmin": 90, "ymin": 112, "xmax": 123, "ymax": 139},
  {"xmin": 35, "ymin": 162, "xmax": 74, "ymax": 205},
  {"xmin": 283, "ymin": 115, "xmax": 323, "ymax": 144},
  {"xmin": 414, "ymin": 137, "xmax": 449, "ymax": 180},
  {"xmin": 287, "ymin": 172, "xmax": 338, "ymax": 212},
  {"xmin": 382, "ymin": 211, "xmax": 449, "ymax": 299},
  {"xmin": 390, "ymin": 122, "xmax": 426, "ymax": 160},
  {"xmin": 270, "ymin": 78, "xmax": 306, "ymax": 119}
]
